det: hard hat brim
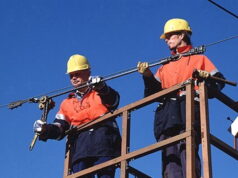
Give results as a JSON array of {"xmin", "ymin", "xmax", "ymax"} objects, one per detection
[
  {"xmin": 160, "ymin": 30, "xmax": 192, "ymax": 40},
  {"xmin": 160, "ymin": 34, "xmax": 166, "ymax": 39},
  {"xmin": 66, "ymin": 66, "xmax": 90, "ymax": 74}
]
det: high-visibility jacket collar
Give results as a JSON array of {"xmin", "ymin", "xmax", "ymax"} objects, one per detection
[
  {"xmin": 68, "ymin": 87, "xmax": 92, "ymax": 99},
  {"xmin": 171, "ymin": 45, "xmax": 192, "ymax": 55}
]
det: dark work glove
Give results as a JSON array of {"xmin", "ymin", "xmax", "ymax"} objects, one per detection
[{"xmin": 206, "ymin": 72, "xmax": 225, "ymax": 98}]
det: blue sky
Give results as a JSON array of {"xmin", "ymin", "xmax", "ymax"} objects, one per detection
[{"xmin": 0, "ymin": 0, "xmax": 238, "ymax": 178}]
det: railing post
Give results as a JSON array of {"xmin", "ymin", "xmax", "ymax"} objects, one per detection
[
  {"xmin": 186, "ymin": 82, "xmax": 196, "ymax": 178},
  {"xmin": 199, "ymin": 82, "xmax": 212, "ymax": 178},
  {"xmin": 63, "ymin": 139, "xmax": 71, "ymax": 178},
  {"xmin": 120, "ymin": 110, "xmax": 131, "ymax": 178}
]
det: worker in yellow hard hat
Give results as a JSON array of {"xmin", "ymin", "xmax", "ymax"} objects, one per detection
[
  {"xmin": 137, "ymin": 18, "xmax": 226, "ymax": 178},
  {"xmin": 34, "ymin": 54, "xmax": 121, "ymax": 177},
  {"xmin": 66, "ymin": 54, "xmax": 91, "ymax": 92}
]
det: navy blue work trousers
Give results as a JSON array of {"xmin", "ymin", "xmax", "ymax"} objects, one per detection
[
  {"xmin": 72, "ymin": 156, "xmax": 116, "ymax": 178},
  {"xmin": 159, "ymin": 133, "xmax": 201, "ymax": 178}
]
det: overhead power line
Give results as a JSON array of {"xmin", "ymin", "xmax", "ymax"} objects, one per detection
[{"xmin": 208, "ymin": 0, "xmax": 238, "ymax": 19}]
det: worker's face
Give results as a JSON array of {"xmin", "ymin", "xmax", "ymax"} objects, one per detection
[
  {"xmin": 69, "ymin": 69, "xmax": 90, "ymax": 89},
  {"xmin": 164, "ymin": 32, "xmax": 185, "ymax": 50}
]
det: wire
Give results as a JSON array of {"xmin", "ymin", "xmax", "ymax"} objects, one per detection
[
  {"xmin": 0, "ymin": 103, "xmax": 10, "ymax": 109},
  {"xmin": 206, "ymin": 35, "xmax": 238, "ymax": 47},
  {"xmin": 208, "ymin": 0, "xmax": 238, "ymax": 19},
  {"xmin": 0, "ymin": 85, "xmax": 73, "ymax": 109}
]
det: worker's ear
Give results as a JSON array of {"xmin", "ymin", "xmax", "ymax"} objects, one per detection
[{"xmin": 179, "ymin": 32, "xmax": 185, "ymax": 40}]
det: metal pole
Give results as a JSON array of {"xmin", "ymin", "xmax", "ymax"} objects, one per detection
[{"xmin": 47, "ymin": 46, "xmax": 205, "ymax": 100}]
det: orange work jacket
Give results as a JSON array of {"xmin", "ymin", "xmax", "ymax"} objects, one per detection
[
  {"xmin": 56, "ymin": 90, "xmax": 109, "ymax": 126},
  {"xmin": 155, "ymin": 45, "xmax": 218, "ymax": 89}
]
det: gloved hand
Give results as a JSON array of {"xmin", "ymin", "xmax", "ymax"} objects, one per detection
[
  {"xmin": 33, "ymin": 120, "xmax": 46, "ymax": 134},
  {"xmin": 137, "ymin": 62, "xmax": 149, "ymax": 73},
  {"xmin": 137, "ymin": 62, "xmax": 153, "ymax": 77},
  {"xmin": 88, "ymin": 76, "xmax": 106, "ymax": 91},
  {"xmin": 196, "ymin": 70, "xmax": 210, "ymax": 79}
]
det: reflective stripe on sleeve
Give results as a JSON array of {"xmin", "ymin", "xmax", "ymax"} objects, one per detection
[
  {"xmin": 111, "ymin": 94, "xmax": 119, "ymax": 108},
  {"xmin": 55, "ymin": 113, "xmax": 67, "ymax": 121},
  {"xmin": 154, "ymin": 75, "xmax": 161, "ymax": 82},
  {"xmin": 210, "ymin": 69, "xmax": 218, "ymax": 76}
]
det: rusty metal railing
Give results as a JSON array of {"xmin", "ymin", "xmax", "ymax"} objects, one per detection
[{"xmin": 63, "ymin": 80, "xmax": 238, "ymax": 178}]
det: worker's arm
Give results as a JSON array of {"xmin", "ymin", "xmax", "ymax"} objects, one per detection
[
  {"xmin": 204, "ymin": 71, "xmax": 226, "ymax": 98},
  {"xmin": 33, "ymin": 119, "xmax": 70, "ymax": 141},
  {"xmin": 143, "ymin": 75, "xmax": 162, "ymax": 97},
  {"xmin": 207, "ymin": 72, "xmax": 225, "ymax": 89},
  {"xmin": 89, "ymin": 76, "xmax": 120, "ymax": 111},
  {"xmin": 137, "ymin": 61, "xmax": 162, "ymax": 97}
]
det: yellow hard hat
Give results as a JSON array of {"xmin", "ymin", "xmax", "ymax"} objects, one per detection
[
  {"xmin": 160, "ymin": 18, "xmax": 192, "ymax": 39},
  {"xmin": 66, "ymin": 54, "xmax": 90, "ymax": 74}
]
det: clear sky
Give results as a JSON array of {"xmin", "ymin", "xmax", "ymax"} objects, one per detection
[{"xmin": 0, "ymin": 0, "xmax": 238, "ymax": 178}]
